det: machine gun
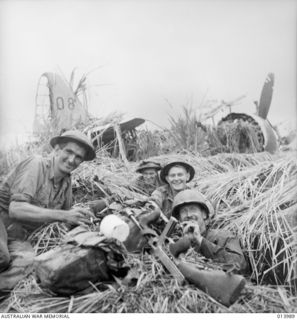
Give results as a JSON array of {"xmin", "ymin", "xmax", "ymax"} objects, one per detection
[
  {"xmin": 125, "ymin": 208, "xmax": 184, "ymax": 283},
  {"xmin": 125, "ymin": 208, "xmax": 246, "ymax": 307}
]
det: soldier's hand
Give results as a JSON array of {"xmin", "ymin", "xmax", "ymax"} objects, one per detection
[
  {"xmin": 181, "ymin": 221, "xmax": 200, "ymax": 234},
  {"xmin": 139, "ymin": 209, "xmax": 160, "ymax": 226},
  {"xmin": 181, "ymin": 221, "xmax": 203, "ymax": 245},
  {"xmin": 64, "ymin": 207, "xmax": 95, "ymax": 226},
  {"xmin": 145, "ymin": 200, "xmax": 158, "ymax": 211}
]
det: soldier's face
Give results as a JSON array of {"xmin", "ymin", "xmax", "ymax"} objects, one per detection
[
  {"xmin": 142, "ymin": 169, "xmax": 158, "ymax": 184},
  {"xmin": 54, "ymin": 142, "xmax": 86, "ymax": 175},
  {"xmin": 179, "ymin": 204, "xmax": 208, "ymax": 234},
  {"xmin": 166, "ymin": 166, "xmax": 190, "ymax": 191}
]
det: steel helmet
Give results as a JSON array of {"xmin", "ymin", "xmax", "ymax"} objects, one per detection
[
  {"xmin": 172, "ymin": 189, "xmax": 215, "ymax": 219},
  {"xmin": 160, "ymin": 161, "xmax": 195, "ymax": 184},
  {"xmin": 136, "ymin": 160, "xmax": 161, "ymax": 173},
  {"xmin": 50, "ymin": 130, "xmax": 96, "ymax": 161}
]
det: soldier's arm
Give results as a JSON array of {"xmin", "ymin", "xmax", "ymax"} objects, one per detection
[
  {"xmin": 7, "ymin": 157, "xmax": 93, "ymax": 226},
  {"xmin": 193, "ymin": 231, "xmax": 248, "ymax": 273},
  {"xmin": 149, "ymin": 188, "xmax": 164, "ymax": 209},
  {"xmin": 9, "ymin": 201, "xmax": 94, "ymax": 226}
]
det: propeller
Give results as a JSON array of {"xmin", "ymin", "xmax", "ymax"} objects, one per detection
[{"xmin": 258, "ymin": 73, "xmax": 274, "ymax": 119}]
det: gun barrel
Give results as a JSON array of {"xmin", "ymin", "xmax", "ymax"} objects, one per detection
[
  {"xmin": 151, "ymin": 244, "xmax": 185, "ymax": 284},
  {"xmin": 125, "ymin": 208, "xmax": 143, "ymax": 230}
]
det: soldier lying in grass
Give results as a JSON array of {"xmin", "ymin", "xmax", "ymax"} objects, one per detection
[
  {"xmin": 170, "ymin": 189, "xmax": 249, "ymax": 274},
  {"xmin": 0, "ymin": 130, "xmax": 96, "ymax": 273}
]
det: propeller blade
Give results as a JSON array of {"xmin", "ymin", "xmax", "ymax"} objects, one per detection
[{"xmin": 258, "ymin": 73, "xmax": 274, "ymax": 119}]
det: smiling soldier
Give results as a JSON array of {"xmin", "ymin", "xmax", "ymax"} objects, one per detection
[
  {"xmin": 150, "ymin": 161, "xmax": 195, "ymax": 218},
  {"xmin": 0, "ymin": 130, "xmax": 96, "ymax": 272}
]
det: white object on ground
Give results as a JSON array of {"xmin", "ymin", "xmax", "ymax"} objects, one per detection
[{"xmin": 99, "ymin": 214, "xmax": 130, "ymax": 242}]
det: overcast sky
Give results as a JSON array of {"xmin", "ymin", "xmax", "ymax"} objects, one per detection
[{"xmin": 0, "ymin": 0, "xmax": 296, "ymax": 149}]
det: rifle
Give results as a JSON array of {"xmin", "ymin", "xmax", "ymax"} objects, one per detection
[{"xmin": 125, "ymin": 208, "xmax": 246, "ymax": 307}]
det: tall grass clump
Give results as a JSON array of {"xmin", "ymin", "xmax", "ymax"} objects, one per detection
[
  {"xmin": 168, "ymin": 106, "xmax": 209, "ymax": 154},
  {"xmin": 0, "ymin": 141, "xmax": 50, "ymax": 179},
  {"xmin": 136, "ymin": 129, "xmax": 176, "ymax": 160},
  {"xmin": 194, "ymin": 152, "xmax": 297, "ymax": 291}
]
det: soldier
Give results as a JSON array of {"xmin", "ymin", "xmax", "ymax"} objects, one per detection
[
  {"xmin": 171, "ymin": 189, "xmax": 249, "ymax": 274},
  {"xmin": 150, "ymin": 161, "xmax": 195, "ymax": 218},
  {"xmin": 0, "ymin": 130, "xmax": 96, "ymax": 272},
  {"xmin": 134, "ymin": 160, "xmax": 162, "ymax": 196}
]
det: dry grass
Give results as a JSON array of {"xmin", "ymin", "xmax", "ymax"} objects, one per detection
[
  {"xmin": 1, "ymin": 252, "xmax": 297, "ymax": 313},
  {"xmin": 28, "ymin": 222, "xmax": 70, "ymax": 255},
  {"xmin": 136, "ymin": 129, "xmax": 176, "ymax": 160},
  {"xmin": 0, "ymin": 141, "xmax": 296, "ymax": 313},
  {"xmin": 192, "ymin": 152, "xmax": 297, "ymax": 289},
  {"xmin": 168, "ymin": 106, "xmax": 207, "ymax": 153},
  {"xmin": 71, "ymin": 155, "xmax": 147, "ymax": 203},
  {"xmin": 72, "ymin": 150, "xmax": 296, "ymax": 293},
  {"xmin": 0, "ymin": 142, "xmax": 50, "ymax": 178},
  {"xmin": 166, "ymin": 105, "xmax": 266, "ymax": 155}
]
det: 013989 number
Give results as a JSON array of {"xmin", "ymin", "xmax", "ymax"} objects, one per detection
[{"xmin": 277, "ymin": 314, "xmax": 295, "ymax": 319}]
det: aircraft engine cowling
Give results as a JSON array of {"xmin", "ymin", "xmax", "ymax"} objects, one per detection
[{"xmin": 217, "ymin": 112, "xmax": 279, "ymax": 154}]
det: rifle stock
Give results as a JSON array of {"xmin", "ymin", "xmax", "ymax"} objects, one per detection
[
  {"xmin": 177, "ymin": 261, "xmax": 246, "ymax": 307},
  {"xmin": 169, "ymin": 236, "xmax": 246, "ymax": 307}
]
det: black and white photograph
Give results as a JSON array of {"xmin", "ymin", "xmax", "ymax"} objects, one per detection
[{"xmin": 0, "ymin": 0, "xmax": 296, "ymax": 316}]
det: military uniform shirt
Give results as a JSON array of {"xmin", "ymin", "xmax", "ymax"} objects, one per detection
[
  {"xmin": 195, "ymin": 228, "xmax": 249, "ymax": 274},
  {"xmin": 150, "ymin": 184, "xmax": 191, "ymax": 218},
  {"xmin": 0, "ymin": 155, "xmax": 72, "ymax": 231}
]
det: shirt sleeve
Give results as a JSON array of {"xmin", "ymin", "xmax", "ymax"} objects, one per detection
[
  {"xmin": 150, "ymin": 188, "xmax": 164, "ymax": 209},
  {"xmin": 194, "ymin": 230, "xmax": 248, "ymax": 274},
  {"xmin": 9, "ymin": 157, "xmax": 44, "ymax": 204}
]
